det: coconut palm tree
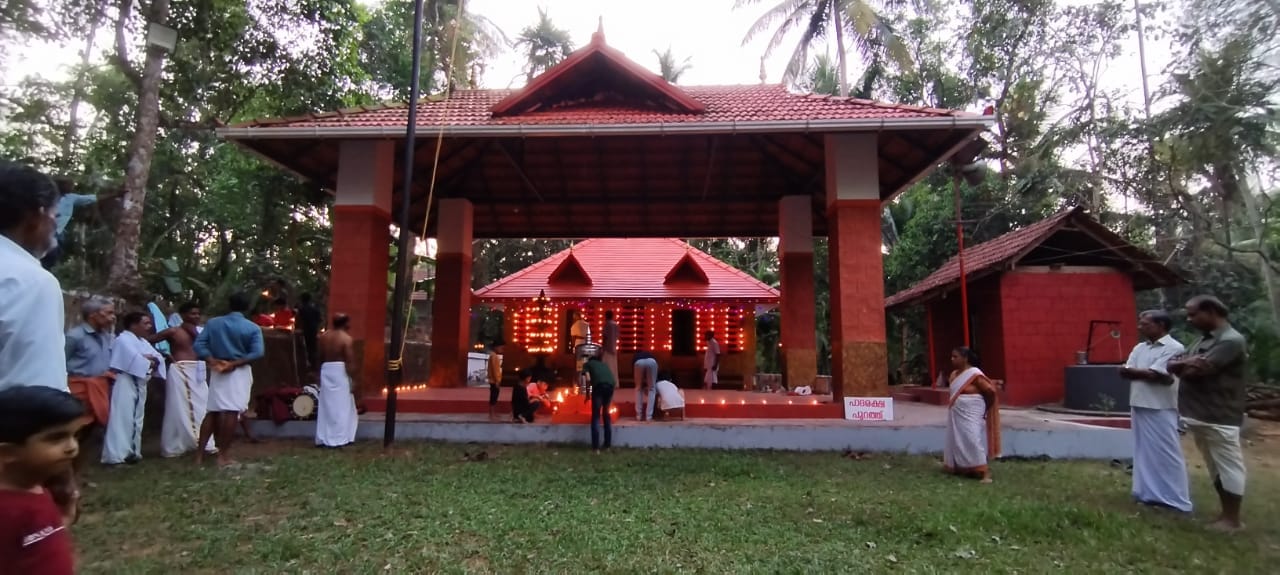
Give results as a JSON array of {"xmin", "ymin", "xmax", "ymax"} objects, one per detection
[
  {"xmin": 736, "ymin": 0, "xmax": 911, "ymax": 97},
  {"xmin": 513, "ymin": 8, "xmax": 574, "ymax": 84},
  {"xmin": 653, "ymin": 46, "xmax": 693, "ymax": 83}
]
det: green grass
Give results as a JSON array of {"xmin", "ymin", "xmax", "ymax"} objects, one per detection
[{"xmin": 74, "ymin": 440, "xmax": 1279, "ymax": 574}]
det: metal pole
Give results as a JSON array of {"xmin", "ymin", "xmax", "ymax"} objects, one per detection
[
  {"xmin": 926, "ymin": 305, "xmax": 937, "ymax": 387},
  {"xmin": 385, "ymin": 0, "xmax": 427, "ymax": 447},
  {"xmin": 953, "ymin": 173, "xmax": 970, "ymax": 347}
]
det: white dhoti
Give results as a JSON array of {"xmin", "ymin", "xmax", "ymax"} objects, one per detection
[
  {"xmin": 101, "ymin": 372, "xmax": 148, "ymax": 465},
  {"xmin": 315, "ymin": 362, "xmax": 358, "ymax": 447},
  {"xmin": 208, "ymin": 364, "xmax": 253, "ymax": 413},
  {"xmin": 161, "ymin": 361, "xmax": 211, "ymax": 458},
  {"xmin": 1131, "ymin": 407, "xmax": 1193, "ymax": 511},
  {"xmin": 603, "ymin": 351, "xmax": 619, "ymax": 381},
  {"xmin": 944, "ymin": 395, "xmax": 989, "ymax": 470},
  {"xmin": 1184, "ymin": 416, "xmax": 1247, "ymax": 496}
]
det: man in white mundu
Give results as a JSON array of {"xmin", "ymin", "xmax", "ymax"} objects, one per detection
[
  {"xmin": 193, "ymin": 293, "xmax": 264, "ymax": 468},
  {"xmin": 102, "ymin": 312, "xmax": 165, "ymax": 465},
  {"xmin": 150, "ymin": 301, "xmax": 216, "ymax": 457},
  {"xmin": 315, "ymin": 314, "xmax": 359, "ymax": 448},
  {"xmin": 702, "ymin": 331, "xmax": 721, "ymax": 390}
]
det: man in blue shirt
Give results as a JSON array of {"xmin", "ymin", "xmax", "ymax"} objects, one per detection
[
  {"xmin": 194, "ymin": 292, "xmax": 264, "ymax": 468},
  {"xmin": 39, "ymin": 178, "xmax": 119, "ymax": 269},
  {"xmin": 64, "ymin": 296, "xmax": 116, "ymax": 431}
]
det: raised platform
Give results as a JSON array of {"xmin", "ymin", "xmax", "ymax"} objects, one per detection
[
  {"xmin": 364, "ymin": 387, "xmax": 845, "ymax": 419},
  {"xmin": 253, "ymin": 403, "xmax": 1136, "ymax": 460}
]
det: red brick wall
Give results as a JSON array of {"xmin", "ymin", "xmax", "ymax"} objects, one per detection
[
  {"xmin": 998, "ymin": 269, "xmax": 1137, "ymax": 406},
  {"xmin": 927, "ymin": 275, "xmax": 1004, "ymax": 386}
]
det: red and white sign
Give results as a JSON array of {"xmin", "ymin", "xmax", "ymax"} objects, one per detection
[{"xmin": 843, "ymin": 397, "xmax": 894, "ymax": 421}]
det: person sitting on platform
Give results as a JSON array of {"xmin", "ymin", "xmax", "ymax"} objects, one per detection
[
  {"xmin": 510, "ymin": 370, "xmax": 549, "ymax": 423},
  {"xmin": 315, "ymin": 314, "xmax": 359, "ymax": 448},
  {"xmin": 653, "ymin": 371, "xmax": 686, "ymax": 421}
]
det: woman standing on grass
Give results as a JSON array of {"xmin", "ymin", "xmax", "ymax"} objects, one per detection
[{"xmin": 944, "ymin": 347, "xmax": 1001, "ymax": 483}]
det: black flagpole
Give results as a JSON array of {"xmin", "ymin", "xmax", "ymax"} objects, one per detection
[{"xmin": 385, "ymin": 0, "xmax": 426, "ymax": 447}]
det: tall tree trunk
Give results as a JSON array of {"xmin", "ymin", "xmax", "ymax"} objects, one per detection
[
  {"xmin": 62, "ymin": 1, "xmax": 108, "ymax": 165},
  {"xmin": 106, "ymin": 0, "xmax": 172, "ymax": 301},
  {"xmin": 1237, "ymin": 175, "xmax": 1280, "ymax": 328},
  {"xmin": 830, "ymin": 0, "xmax": 849, "ymax": 97}
]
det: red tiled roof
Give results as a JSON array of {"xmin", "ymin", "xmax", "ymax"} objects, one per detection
[
  {"xmin": 884, "ymin": 207, "xmax": 1179, "ymax": 309},
  {"xmin": 474, "ymin": 238, "xmax": 779, "ymax": 302},
  {"xmin": 230, "ymin": 85, "xmax": 973, "ymax": 130}
]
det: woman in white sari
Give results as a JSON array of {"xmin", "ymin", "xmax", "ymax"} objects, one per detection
[{"xmin": 944, "ymin": 347, "xmax": 1001, "ymax": 483}]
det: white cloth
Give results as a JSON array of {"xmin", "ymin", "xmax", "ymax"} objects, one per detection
[
  {"xmin": 101, "ymin": 372, "xmax": 147, "ymax": 464},
  {"xmin": 944, "ymin": 367, "xmax": 989, "ymax": 470},
  {"xmin": 0, "ymin": 234, "xmax": 68, "ymax": 391},
  {"xmin": 655, "ymin": 379, "xmax": 685, "ymax": 410},
  {"xmin": 161, "ymin": 361, "xmax": 210, "ymax": 457},
  {"xmin": 208, "ymin": 364, "xmax": 253, "ymax": 412},
  {"xmin": 703, "ymin": 338, "xmax": 720, "ymax": 388},
  {"xmin": 1131, "ymin": 407, "xmax": 1193, "ymax": 511},
  {"xmin": 1125, "ymin": 335, "xmax": 1185, "ymax": 410},
  {"xmin": 571, "ymin": 320, "xmax": 590, "ymax": 345},
  {"xmin": 315, "ymin": 362, "xmax": 358, "ymax": 447},
  {"xmin": 109, "ymin": 331, "xmax": 164, "ymax": 381},
  {"xmin": 1183, "ymin": 416, "xmax": 1247, "ymax": 495}
]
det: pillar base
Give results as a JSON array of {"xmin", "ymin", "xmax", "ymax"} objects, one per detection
[
  {"xmin": 427, "ymin": 248, "xmax": 471, "ymax": 388},
  {"xmin": 781, "ymin": 348, "xmax": 817, "ymax": 390},
  {"xmin": 832, "ymin": 341, "xmax": 888, "ymax": 399}
]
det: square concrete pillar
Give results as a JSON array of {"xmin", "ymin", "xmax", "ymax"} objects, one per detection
[
  {"xmin": 825, "ymin": 133, "xmax": 888, "ymax": 399},
  {"xmin": 330, "ymin": 140, "xmax": 394, "ymax": 395},
  {"xmin": 778, "ymin": 195, "xmax": 817, "ymax": 390},
  {"xmin": 428, "ymin": 198, "xmax": 474, "ymax": 387}
]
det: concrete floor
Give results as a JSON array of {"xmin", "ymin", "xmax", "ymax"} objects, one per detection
[{"xmin": 253, "ymin": 402, "xmax": 1133, "ymax": 460}]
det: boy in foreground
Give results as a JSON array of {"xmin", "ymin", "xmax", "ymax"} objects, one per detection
[{"xmin": 0, "ymin": 385, "xmax": 89, "ymax": 574}]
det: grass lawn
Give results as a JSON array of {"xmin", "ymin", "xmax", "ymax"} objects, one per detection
[{"xmin": 74, "ymin": 432, "xmax": 1280, "ymax": 574}]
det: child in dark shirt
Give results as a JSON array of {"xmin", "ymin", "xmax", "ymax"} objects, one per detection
[{"xmin": 0, "ymin": 385, "xmax": 89, "ymax": 575}]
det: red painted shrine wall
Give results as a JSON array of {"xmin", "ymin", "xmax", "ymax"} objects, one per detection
[
  {"xmin": 998, "ymin": 268, "xmax": 1137, "ymax": 406},
  {"xmin": 927, "ymin": 276, "xmax": 1005, "ymax": 388}
]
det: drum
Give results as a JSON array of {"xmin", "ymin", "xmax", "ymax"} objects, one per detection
[{"xmin": 289, "ymin": 386, "xmax": 319, "ymax": 420}]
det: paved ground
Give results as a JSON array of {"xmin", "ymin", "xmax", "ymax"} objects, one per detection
[{"xmin": 252, "ymin": 401, "xmax": 1133, "ymax": 459}]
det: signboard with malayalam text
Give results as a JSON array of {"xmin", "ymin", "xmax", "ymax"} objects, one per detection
[{"xmin": 843, "ymin": 397, "xmax": 894, "ymax": 421}]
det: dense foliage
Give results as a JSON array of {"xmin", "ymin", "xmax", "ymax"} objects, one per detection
[{"xmin": 1, "ymin": 0, "xmax": 1276, "ymax": 382}]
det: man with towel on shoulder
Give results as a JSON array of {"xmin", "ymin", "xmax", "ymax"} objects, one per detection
[
  {"xmin": 150, "ymin": 301, "xmax": 216, "ymax": 458},
  {"xmin": 315, "ymin": 314, "xmax": 359, "ymax": 448},
  {"xmin": 64, "ymin": 296, "xmax": 116, "ymax": 439},
  {"xmin": 194, "ymin": 292, "xmax": 264, "ymax": 468},
  {"xmin": 101, "ymin": 311, "xmax": 165, "ymax": 466}
]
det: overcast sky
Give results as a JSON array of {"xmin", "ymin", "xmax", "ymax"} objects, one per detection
[{"xmin": 3, "ymin": 0, "xmax": 1172, "ymax": 113}]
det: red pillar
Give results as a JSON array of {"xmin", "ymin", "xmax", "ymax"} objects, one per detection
[
  {"xmin": 778, "ymin": 196, "xmax": 816, "ymax": 389},
  {"xmin": 428, "ymin": 198, "xmax": 473, "ymax": 387},
  {"xmin": 328, "ymin": 140, "xmax": 394, "ymax": 396},
  {"xmin": 825, "ymin": 134, "xmax": 888, "ymax": 400}
]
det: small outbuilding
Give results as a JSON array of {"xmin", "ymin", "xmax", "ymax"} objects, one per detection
[
  {"xmin": 474, "ymin": 238, "xmax": 779, "ymax": 389},
  {"xmin": 885, "ymin": 207, "xmax": 1181, "ymax": 407}
]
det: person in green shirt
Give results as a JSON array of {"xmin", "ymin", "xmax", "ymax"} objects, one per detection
[
  {"xmin": 581, "ymin": 351, "xmax": 616, "ymax": 454},
  {"xmin": 1169, "ymin": 295, "xmax": 1248, "ymax": 532}
]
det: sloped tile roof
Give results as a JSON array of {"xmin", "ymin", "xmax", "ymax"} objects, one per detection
[
  {"xmin": 474, "ymin": 238, "xmax": 779, "ymax": 302},
  {"xmin": 884, "ymin": 207, "xmax": 1179, "ymax": 309},
  {"xmin": 230, "ymin": 84, "xmax": 972, "ymax": 129}
]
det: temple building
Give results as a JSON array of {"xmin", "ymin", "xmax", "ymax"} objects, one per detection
[
  {"xmin": 218, "ymin": 26, "xmax": 991, "ymax": 402},
  {"xmin": 474, "ymin": 238, "xmax": 779, "ymax": 388}
]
